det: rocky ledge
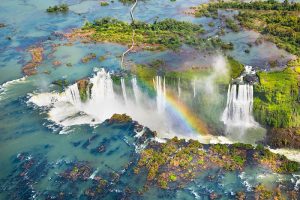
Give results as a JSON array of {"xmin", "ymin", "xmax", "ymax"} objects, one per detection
[{"xmin": 266, "ymin": 127, "xmax": 300, "ymax": 149}]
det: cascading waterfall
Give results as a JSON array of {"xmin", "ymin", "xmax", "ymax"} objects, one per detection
[
  {"xmin": 131, "ymin": 77, "xmax": 140, "ymax": 105},
  {"xmin": 193, "ymin": 79, "xmax": 196, "ymax": 98},
  {"xmin": 121, "ymin": 78, "xmax": 128, "ymax": 104},
  {"xmin": 87, "ymin": 69, "xmax": 115, "ymax": 105},
  {"xmin": 155, "ymin": 76, "xmax": 166, "ymax": 113},
  {"xmin": 30, "ymin": 70, "xmax": 209, "ymax": 140},
  {"xmin": 222, "ymin": 84, "xmax": 257, "ymax": 130},
  {"xmin": 177, "ymin": 78, "xmax": 181, "ymax": 98},
  {"xmin": 65, "ymin": 84, "xmax": 81, "ymax": 106}
]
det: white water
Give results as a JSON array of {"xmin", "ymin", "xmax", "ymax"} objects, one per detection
[
  {"xmin": 192, "ymin": 79, "xmax": 196, "ymax": 98},
  {"xmin": 177, "ymin": 78, "xmax": 181, "ymax": 98},
  {"xmin": 155, "ymin": 76, "xmax": 166, "ymax": 113},
  {"xmin": 131, "ymin": 77, "xmax": 141, "ymax": 105},
  {"xmin": 27, "ymin": 68, "xmax": 300, "ymax": 162},
  {"xmin": 222, "ymin": 84, "xmax": 257, "ymax": 131},
  {"xmin": 121, "ymin": 78, "xmax": 128, "ymax": 105},
  {"xmin": 29, "ymin": 69, "xmax": 213, "ymax": 141}
]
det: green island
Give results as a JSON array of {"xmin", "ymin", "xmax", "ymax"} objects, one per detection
[
  {"xmin": 100, "ymin": 2, "xmax": 109, "ymax": 6},
  {"xmin": 193, "ymin": 0, "xmax": 300, "ymax": 56},
  {"xmin": 46, "ymin": 4, "xmax": 69, "ymax": 13},
  {"xmin": 69, "ymin": 17, "xmax": 235, "ymax": 51}
]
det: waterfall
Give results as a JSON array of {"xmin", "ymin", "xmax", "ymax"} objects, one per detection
[
  {"xmin": 222, "ymin": 84, "xmax": 256, "ymax": 130},
  {"xmin": 193, "ymin": 79, "xmax": 196, "ymax": 98},
  {"xmin": 121, "ymin": 78, "xmax": 128, "ymax": 104},
  {"xmin": 65, "ymin": 84, "xmax": 81, "ymax": 106},
  {"xmin": 155, "ymin": 76, "xmax": 166, "ymax": 113},
  {"xmin": 90, "ymin": 68, "xmax": 115, "ymax": 102},
  {"xmin": 177, "ymin": 78, "xmax": 181, "ymax": 97},
  {"xmin": 131, "ymin": 77, "xmax": 140, "ymax": 104}
]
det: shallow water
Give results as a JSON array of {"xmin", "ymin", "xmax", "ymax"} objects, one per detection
[{"xmin": 0, "ymin": 0, "xmax": 299, "ymax": 199}]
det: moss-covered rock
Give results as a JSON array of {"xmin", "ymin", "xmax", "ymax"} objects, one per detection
[
  {"xmin": 81, "ymin": 53, "xmax": 96, "ymax": 63},
  {"xmin": 108, "ymin": 114, "xmax": 132, "ymax": 124},
  {"xmin": 77, "ymin": 79, "xmax": 92, "ymax": 102}
]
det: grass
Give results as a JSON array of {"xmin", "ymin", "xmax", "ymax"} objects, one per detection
[
  {"xmin": 253, "ymin": 68, "xmax": 300, "ymax": 128},
  {"xmin": 227, "ymin": 56, "xmax": 244, "ymax": 79}
]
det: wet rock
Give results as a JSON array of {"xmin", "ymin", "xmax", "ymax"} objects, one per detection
[
  {"xmin": 81, "ymin": 53, "xmax": 96, "ymax": 63},
  {"xmin": 243, "ymin": 74, "xmax": 258, "ymax": 84},
  {"xmin": 108, "ymin": 114, "xmax": 132, "ymax": 124},
  {"xmin": 0, "ymin": 23, "xmax": 5, "ymax": 28},
  {"xmin": 235, "ymin": 191, "xmax": 246, "ymax": 200},
  {"xmin": 22, "ymin": 47, "xmax": 44, "ymax": 76},
  {"xmin": 52, "ymin": 60, "xmax": 62, "ymax": 66},
  {"xmin": 71, "ymin": 141, "xmax": 81, "ymax": 147},
  {"xmin": 60, "ymin": 162, "xmax": 93, "ymax": 181},
  {"xmin": 265, "ymin": 127, "xmax": 300, "ymax": 149},
  {"xmin": 1, "ymin": 153, "xmax": 49, "ymax": 200},
  {"xmin": 209, "ymin": 192, "xmax": 219, "ymax": 199},
  {"xmin": 77, "ymin": 79, "xmax": 92, "ymax": 102},
  {"xmin": 97, "ymin": 145, "xmax": 106, "ymax": 152}
]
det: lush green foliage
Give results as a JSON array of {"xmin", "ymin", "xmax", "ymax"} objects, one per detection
[
  {"xmin": 237, "ymin": 10, "xmax": 300, "ymax": 56},
  {"xmin": 253, "ymin": 68, "xmax": 300, "ymax": 128},
  {"xmin": 82, "ymin": 17, "xmax": 233, "ymax": 51},
  {"xmin": 46, "ymin": 4, "xmax": 69, "ymax": 13},
  {"xmin": 227, "ymin": 56, "xmax": 244, "ymax": 79},
  {"xmin": 100, "ymin": 2, "xmax": 109, "ymax": 6},
  {"xmin": 225, "ymin": 18, "xmax": 239, "ymax": 32},
  {"xmin": 206, "ymin": 0, "xmax": 300, "ymax": 12},
  {"xmin": 194, "ymin": 1, "xmax": 300, "ymax": 55},
  {"xmin": 135, "ymin": 138, "xmax": 298, "ymax": 189}
]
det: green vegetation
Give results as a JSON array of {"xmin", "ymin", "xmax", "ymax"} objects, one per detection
[
  {"xmin": 288, "ymin": 58, "xmax": 300, "ymax": 73},
  {"xmin": 99, "ymin": 55, "xmax": 107, "ymax": 61},
  {"xmin": 208, "ymin": 22, "xmax": 215, "ymax": 27},
  {"xmin": 194, "ymin": 1, "xmax": 300, "ymax": 55},
  {"xmin": 119, "ymin": 0, "xmax": 136, "ymax": 4},
  {"xmin": 100, "ymin": 2, "xmax": 109, "ymax": 6},
  {"xmin": 46, "ymin": 4, "xmax": 69, "ymax": 13},
  {"xmin": 254, "ymin": 145, "xmax": 299, "ymax": 173},
  {"xmin": 108, "ymin": 114, "xmax": 132, "ymax": 123},
  {"xmin": 52, "ymin": 79, "xmax": 69, "ymax": 91},
  {"xmin": 253, "ymin": 68, "xmax": 300, "ymax": 128},
  {"xmin": 81, "ymin": 17, "xmax": 233, "ymax": 51},
  {"xmin": 81, "ymin": 53, "xmax": 96, "ymax": 63},
  {"xmin": 169, "ymin": 173, "xmax": 177, "ymax": 181},
  {"xmin": 77, "ymin": 79, "xmax": 92, "ymax": 102},
  {"xmin": 227, "ymin": 56, "xmax": 244, "ymax": 79},
  {"xmin": 225, "ymin": 18, "xmax": 239, "ymax": 32},
  {"xmin": 135, "ymin": 138, "xmax": 298, "ymax": 189}
]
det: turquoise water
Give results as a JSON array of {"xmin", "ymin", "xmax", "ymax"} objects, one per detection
[{"xmin": 1, "ymin": 0, "xmax": 299, "ymax": 199}]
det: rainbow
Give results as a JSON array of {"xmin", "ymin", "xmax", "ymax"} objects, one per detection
[{"xmin": 137, "ymin": 76, "xmax": 210, "ymax": 135}]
